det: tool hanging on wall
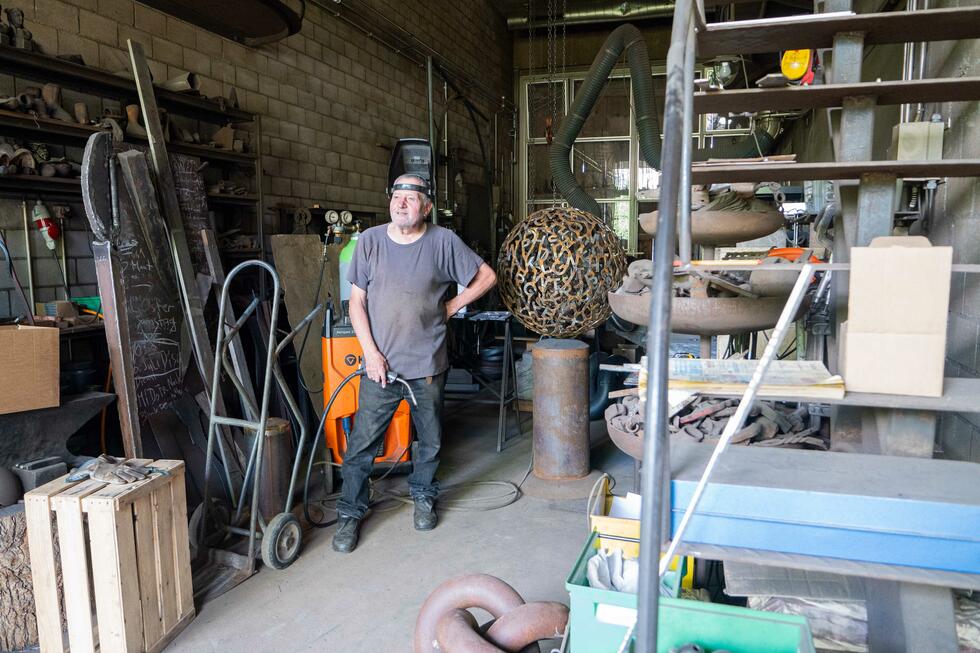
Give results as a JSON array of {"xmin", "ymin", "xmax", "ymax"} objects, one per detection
[
  {"xmin": 780, "ymin": 49, "xmax": 818, "ymax": 85},
  {"xmin": 31, "ymin": 200, "xmax": 71, "ymax": 300}
]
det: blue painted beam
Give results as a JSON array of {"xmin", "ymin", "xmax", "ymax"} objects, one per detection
[{"xmin": 669, "ymin": 441, "xmax": 980, "ymax": 576}]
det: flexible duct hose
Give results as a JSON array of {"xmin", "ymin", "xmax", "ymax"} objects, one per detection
[
  {"xmin": 551, "ymin": 24, "xmax": 659, "ymax": 217},
  {"xmin": 551, "ymin": 24, "xmax": 781, "ymax": 217}
]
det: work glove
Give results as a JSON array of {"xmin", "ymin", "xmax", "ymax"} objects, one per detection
[{"xmin": 67, "ymin": 455, "xmax": 155, "ymax": 484}]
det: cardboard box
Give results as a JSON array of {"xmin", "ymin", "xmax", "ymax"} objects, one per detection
[
  {"xmin": 841, "ymin": 236, "xmax": 951, "ymax": 397},
  {"xmin": 0, "ymin": 325, "xmax": 59, "ymax": 414}
]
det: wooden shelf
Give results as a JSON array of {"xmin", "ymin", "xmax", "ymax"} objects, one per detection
[
  {"xmin": 690, "ymin": 159, "xmax": 980, "ymax": 184},
  {"xmin": 0, "ymin": 174, "xmax": 81, "ymax": 199},
  {"xmin": 698, "ymin": 6, "xmax": 980, "ymax": 57},
  {"xmin": 0, "ymin": 110, "xmax": 255, "ymax": 166},
  {"xmin": 694, "ymin": 77, "xmax": 980, "ymax": 114},
  {"xmin": 207, "ymin": 193, "xmax": 258, "ymax": 206},
  {"xmin": 0, "ymin": 46, "xmax": 253, "ymax": 123},
  {"xmin": 695, "ymin": 377, "xmax": 980, "ymax": 413},
  {"xmin": 220, "ymin": 248, "xmax": 263, "ymax": 257},
  {"xmin": 0, "ymin": 108, "xmax": 102, "ymax": 145}
]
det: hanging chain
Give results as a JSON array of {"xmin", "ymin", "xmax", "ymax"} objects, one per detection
[
  {"xmin": 527, "ymin": 0, "xmax": 534, "ymax": 209},
  {"xmin": 560, "ymin": 0, "xmax": 566, "ymax": 205},
  {"xmin": 547, "ymin": 0, "xmax": 557, "ymax": 200}
]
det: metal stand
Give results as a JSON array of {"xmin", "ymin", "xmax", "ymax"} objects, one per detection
[
  {"xmin": 445, "ymin": 311, "xmax": 526, "ymax": 452},
  {"xmin": 198, "ymin": 260, "xmax": 321, "ymax": 598}
]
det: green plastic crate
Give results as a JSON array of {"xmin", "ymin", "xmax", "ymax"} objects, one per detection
[
  {"xmin": 566, "ymin": 532, "xmax": 815, "ymax": 653},
  {"xmin": 72, "ymin": 296, "xmax": 101, "ymax": 313}
]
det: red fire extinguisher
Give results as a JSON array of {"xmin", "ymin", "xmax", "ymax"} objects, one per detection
[{"xmin": 32, "ymin": 200, "xmax": 60, "ymax": 250}]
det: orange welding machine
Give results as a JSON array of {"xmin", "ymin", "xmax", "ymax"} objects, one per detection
[{"xmin": 321, "ymin": 302, "xmax": 413, "ymax": 467}]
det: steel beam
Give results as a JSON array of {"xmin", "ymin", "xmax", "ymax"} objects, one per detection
[{"xmin": 669, "ymin": 440, "xmax": 980, "ymax": 578}]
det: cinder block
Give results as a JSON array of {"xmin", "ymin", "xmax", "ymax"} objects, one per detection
[
  {"xmin": 292, "ymin": 180, "xmax": 310, "ymax": 198},
  {"xmin": 98, "ymin": 0, "xmax": 134, "ymax": 24},
  {"xmin": 151, "ymin": 36, "xmax": 182, "ymax": 67},
  {"xmin": 290, "ymin": 142, "xmax": 310, "ymax": 162},
  {"xmin": 280, "ymin": 159, "xmax": 298, "ymax": 178},
  {"xmin": 236, "ymin": 68, "xmax": 259, "ymax": 92},
  {"xmin": 270, "ymin": 177, "xmax": 291, "ymax": 196},
  {"xmin": 134, "ymin": 5, "xmax": 165, "ymax": 34},
  {"xmin": 267, "ymin": 98, "xmax": 286, "ymax": 119},
  {"xmin": 286, "ymin": 103, "xmax": 304, "ymax": 126},
  {"xmin": 35, "ymin": 0, "xmax": 79, "ymax": 32},
  {"xmin": 183, "ymin": 49, "xmax": 211, "ymax": 77},
  {"xmin": 75, "ymin": 257, "xmax": 97, "ymax": 285},
  {"xmin": 196, "ymin": 30, "xmax": 222, "ymax": 56},
  {"xmin": 33, "ymin": 257, "xmax": 68, "ymax": 289},
  {"xmin": 947, "ymin": 313, "xmax": 979, "ymax": 374},
  {"xmin": 280, "ymin": 84, "xmax": 298, "ymax": 105},
  {"xmin": 298, "ymin": 163, "xmax": 315, "ymax": 182},
  {"xmin": 79, "ymin": 9, "xmax": 117, "ymax": 46},
  {"xmin": 65, "ymin": 230, "xmax": 91, "ymax": 258},
  {"xmin": 58, "ymin": 32, "xmax": 100, "ymax": 67},
  {"xmin": 269, "ymin": 138, "xmax": 290, "ymax": 158},
  {"xmin": 298, "ymin": 90, "xmax": 315, "ymax": 111},
  {"xmin": 0, "ymin": 290, "xmax": 10, "ymax": 319},
  {"xmin": 166, "ymin": 16, "xmax": 196, "ymax": 45},
  {"xmin": 259, "ymin": 75, "xmax": 279, "ymax": 98}
]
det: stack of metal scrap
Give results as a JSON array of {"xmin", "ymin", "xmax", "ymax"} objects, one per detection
[{"xmin": 609, "ymin": 395, "xmax": 827, "ymax": 450}]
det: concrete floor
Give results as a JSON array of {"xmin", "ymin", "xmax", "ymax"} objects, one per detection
[{"xmin": 166, "ymin": 400, "xmax": 634, "ymax": 652}]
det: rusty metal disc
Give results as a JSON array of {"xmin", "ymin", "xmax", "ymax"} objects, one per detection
[{"xmin": 497, "ymin": 207, "xmax": 627, "ymax": 338}]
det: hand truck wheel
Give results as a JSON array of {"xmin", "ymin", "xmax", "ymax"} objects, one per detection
[{"xmin": 261, "ymin": 512, "xmax": 302, "ymax": 570}]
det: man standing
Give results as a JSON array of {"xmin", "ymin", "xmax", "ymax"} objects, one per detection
[{"xmin": 332, "ymin": 174, "xmax": 497, "ymax": 553}]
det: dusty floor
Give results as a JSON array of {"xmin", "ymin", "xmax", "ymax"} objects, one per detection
[{"xmin": 166, "ymin": 400, "xmax": 634, "ymax": 652}]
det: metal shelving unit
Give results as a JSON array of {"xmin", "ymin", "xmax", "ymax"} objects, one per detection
[
  {"xmin": 0, "ymin": 44, "xmax": 263, "ymax": 259},
  {"xmin": 632, "ymin": 3, "xmax": 980, "ymax": 653}
]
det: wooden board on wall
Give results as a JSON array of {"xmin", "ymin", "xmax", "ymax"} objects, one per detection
[{"xmin": 270, "ymin": 234, "xmax": 343, "ymax": 418}]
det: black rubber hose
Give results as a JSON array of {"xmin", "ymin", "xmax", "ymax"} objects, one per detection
[
  {"xmin": 550, "ymin": 23, "xmax": 780, "ymax": 218},
  {"xmin": 589, "ymin": 353, "xmax": 628, "ymax": 421},
  {"xmin": 303, "ymin": 369, "xmax": 362, "ymax": 528}
]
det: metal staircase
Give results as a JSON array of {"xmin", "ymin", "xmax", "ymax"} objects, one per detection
[{"xmin": 635, "ymin": 2, "xmax": 980, "ymax": 652}]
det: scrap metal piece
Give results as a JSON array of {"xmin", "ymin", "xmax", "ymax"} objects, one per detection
[
  {"xmin": 498, "ymin": 206, "xmax": 626, "ymax": 338},
  {"xmin": 532, "ymin": 339, "xmax": 590, "ymax": 480}
]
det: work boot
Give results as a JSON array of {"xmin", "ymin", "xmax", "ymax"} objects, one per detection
[
  {"xmin": 414, "ymin": 497, "xmax": 437, "ymax": 531},
  {"xmin": 331, "ymin": 517, "xmax": 360, "ymax": 553}
]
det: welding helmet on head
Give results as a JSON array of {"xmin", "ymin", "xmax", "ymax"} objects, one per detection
[{"xmin": 387, "ymin": 138, "xmax": 435, "ymax": 200}]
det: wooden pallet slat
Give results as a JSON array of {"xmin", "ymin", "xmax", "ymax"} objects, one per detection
[
  {"xmin": 151, "ymin": 484, "xmax": 178, "ymax": 634},
  {"xmin": 25, "ymin": 459, "xmax": 194, "ymax": 653},
  {"xmin": 133, "ymin": 495, "xmax": 163, "ymax": 649},
  {"xmin": 51, "ymin": 480, "xmax": 105, "ymax": 653}
]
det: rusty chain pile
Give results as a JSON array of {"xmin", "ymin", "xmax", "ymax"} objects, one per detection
[
  {"xmin": 414, "ymin": 574, "xmax": 568, "ymax": 653},
  {"xmin": 497, "ymin": 206, "xmax": 627, "ymax": 338}
]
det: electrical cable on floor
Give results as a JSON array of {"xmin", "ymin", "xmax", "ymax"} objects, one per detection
[{"xmin": 302, "ymin": 370, "xmax": 524, "ymax": 529}]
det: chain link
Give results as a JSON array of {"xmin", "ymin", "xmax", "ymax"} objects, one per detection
[{"xmin": 498, "ymin": 206, "xmax": 628, "ymax": 338}]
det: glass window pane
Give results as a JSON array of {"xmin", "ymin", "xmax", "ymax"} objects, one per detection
[
  {"xmin": 572, "ymin": 141, "xmax": 630, "ymax": 200},
  {"xmin": 527, "ymin": 143, "xmax": 559, "ymax": 200},
  {"xmin": 705, "ymin": 112, "xmax": 753, "ymax": 132},
  {"xmin": 527, "ymin": 82, "xmax": 565, "ymax": 141},
  {"xmin": 572, "ymin": 77, "xmax": 631, "ymax": 137},
  {"xmin": 599, "ymin": 201, "xmax": 631, "ymax": 244}
]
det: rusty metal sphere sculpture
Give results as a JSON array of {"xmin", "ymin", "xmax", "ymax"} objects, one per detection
[{"xmin": 497, "ymin": 206, "xmax": 627, "ymax": 338}]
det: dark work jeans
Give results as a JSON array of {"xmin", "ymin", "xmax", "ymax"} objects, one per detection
[{"xmin": 337, "ymin": 371, "xmax": 446, "ymax": 520}]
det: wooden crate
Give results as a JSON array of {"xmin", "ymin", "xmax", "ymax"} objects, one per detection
[{"xmin": 25, "ymin": 460, "xmax": 194, "ymax": 653}]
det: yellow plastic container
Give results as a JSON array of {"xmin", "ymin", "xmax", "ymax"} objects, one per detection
[{"xmin": 588, "ymin": 476, "xmax": 694, "ymax": 589}]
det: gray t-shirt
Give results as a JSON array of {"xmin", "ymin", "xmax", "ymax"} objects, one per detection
[{"xmin": 348, "ymin": 223, "xmax": 483, "ymax": 379}]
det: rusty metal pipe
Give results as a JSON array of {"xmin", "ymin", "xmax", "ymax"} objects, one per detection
[
  {"xmin": 532, "ymin": 339, "xmax": 590, "ymax": 480},
  {"xmin": 437, "ymin": 610, "xmax": 503, "ymax": 653},
  {"xmin": 486, "ymin": 602, "xmax": 569, "ymax": 650},
  {"xmin": 414, "ymin": 574, "xmax": 525, "ymax": 653}
]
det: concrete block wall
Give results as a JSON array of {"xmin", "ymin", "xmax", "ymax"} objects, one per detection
[
  {"xmin": 0, "ymin": 0, "xmax": 513, "ymax": 318},
  {"xmin": 925, "ymin": 0, "xmax": 980, "ymax": 463}
]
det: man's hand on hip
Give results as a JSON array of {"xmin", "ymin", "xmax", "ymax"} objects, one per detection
[{"xmin": 364, "ymin": 348, "xmax": 389, "ymax": 387}]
